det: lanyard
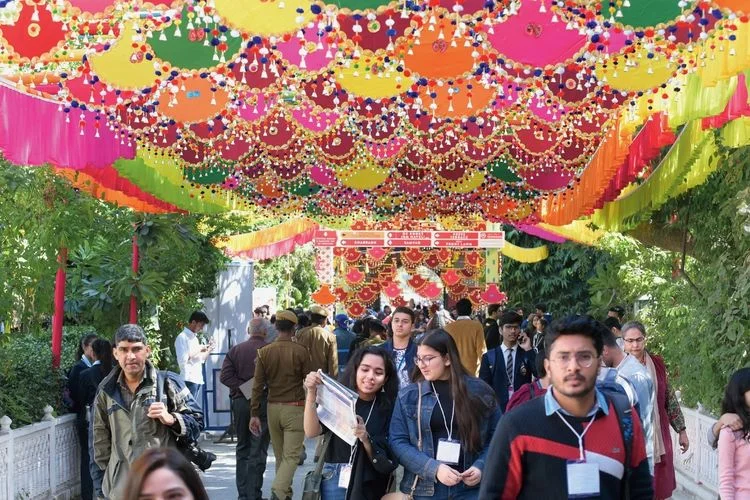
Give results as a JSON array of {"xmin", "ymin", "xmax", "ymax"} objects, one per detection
[
  {"xmin": 348, "ymin": 396, "xmax": 377, "ymax": 465},
  {"xmin": 556, "ymin": 411, "xmax": 597, "ymax": 461},
  {"xmin": 431, "ymin": 382, "xmax": 455, "ymax": 440}
]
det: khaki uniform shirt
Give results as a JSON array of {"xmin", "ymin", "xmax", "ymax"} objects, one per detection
[
  {"xmin": 445, "ymin": 318, "xmax": 487, "ymax": 376},
  {"xmin": 296, "ymin": 325, "xmax": 338, "ymax": 376},
  {"xmin": 251, "ymin": 339, "xmax": 312, "ymax": 416}
]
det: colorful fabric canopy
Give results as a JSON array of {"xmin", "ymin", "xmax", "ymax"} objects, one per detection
[{"xmin": 0, "ymin": 0, "xmax": 748, "ymax": 234}]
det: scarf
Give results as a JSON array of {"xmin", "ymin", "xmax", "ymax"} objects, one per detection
[{"xmin": 645, "ymin": 352, "xmax": 666, "ymax": 463}]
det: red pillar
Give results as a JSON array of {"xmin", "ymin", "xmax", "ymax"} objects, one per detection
[
  {"xmin": 52, "ymin": 247, "xmax": 68, "ymax": 369},
  {"xmin": 129, "ymin": 234, "xmax": 139, "ymax": 324}
]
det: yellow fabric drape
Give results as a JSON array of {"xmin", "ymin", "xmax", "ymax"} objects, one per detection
[
  {"xmin": 217, "ymin": 218, "xmax": 319, "ymax": 252},
  {"xmin": 720, "ymin": 116, "xmax": 750, "ymax": 147},
  {"xmin": 541, "ymin": 20, "xmax": 750, "ymax": 226},
  {"xmin": 501, "ymin": 242, "xmax": 549, "ymax": 263}
]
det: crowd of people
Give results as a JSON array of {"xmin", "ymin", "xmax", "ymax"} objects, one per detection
[{"xmin": 64, "ymin": 301, "xmax": 750, "ymax": 500}]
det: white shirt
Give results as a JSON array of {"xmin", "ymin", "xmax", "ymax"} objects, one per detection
[
  {"xmin": 500, "ymin": 343, "xmax": 517, "ymax": 384},
  {"xmin": 175, "ymin": 328, "xmax": 205, "ymax": 385}
]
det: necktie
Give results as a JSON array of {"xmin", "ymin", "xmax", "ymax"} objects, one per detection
[{"xmin": 506, "ymin": 348, "xmax": 514, "ymax": 388}]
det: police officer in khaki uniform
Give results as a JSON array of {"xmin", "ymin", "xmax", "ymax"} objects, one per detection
[
  {"xmin": 296, "ymin": 305, "xmax": 338, "ymax": 376},
  {"xmin": 250, "ymin": 310, "xmax": 311, "ymax": 500}
]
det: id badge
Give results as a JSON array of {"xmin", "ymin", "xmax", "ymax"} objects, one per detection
[
  {"xmin": 338, "ymin": 464, "xmax": 352, "ymax": 488},
  {"xmin": 566, "ymin": 460, "xmax": 600, "ymax": 498},
  {"xmin": 436, "ymin": 439, "xmax": 461, "ymax": 464}
]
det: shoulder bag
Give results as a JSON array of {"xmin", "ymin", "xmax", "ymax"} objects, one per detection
[{"xmin": 302, "ymin": 432, "xmax": 333, "ymax": 500}]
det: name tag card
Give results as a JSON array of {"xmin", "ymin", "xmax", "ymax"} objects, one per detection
[
  {"xmin": 436, "ymin": 439, "xmax": 461, "ymax": 464},
  {"xmin": 338, "ymin": 464, "xmax": 352, "ymax": 488},
  {"xmin": 566, "ymin": 460, "xmax": 600, "ymax": 498}
]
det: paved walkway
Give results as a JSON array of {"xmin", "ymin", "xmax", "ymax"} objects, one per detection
[
  {"xmin": 201, "ymin": 434, "xmax": 317, "ymax": 500},
  {"xmin": 199, "ymin": 435, "xmax": 694, "ymax": 500}
]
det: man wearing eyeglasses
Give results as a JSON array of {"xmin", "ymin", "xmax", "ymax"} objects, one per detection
[
  {"xmin": 479, "ymin": 310, "xmax": 536, "ymax": 411},
  {"xmin": 479, "ymin": 316, "xmax": 653, "ymax": 499}
]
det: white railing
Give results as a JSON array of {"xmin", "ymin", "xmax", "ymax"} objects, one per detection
[
  {"xmin": 671, "ymin": 402, "xmax": 720, "ymax": 499},
  {"xmin": 0, "ymin": 407, "xmax": 80, "ymax": 500}
]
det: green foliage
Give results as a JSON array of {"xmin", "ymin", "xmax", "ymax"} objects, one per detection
[
  {"xmin": 0, "ymin": 326, "xmax": 91, "ymax": 427},
  {"xmin": 254, "ymin": 244, "xmax": 319, "ymax": 308},
  {"xmin": 0, "ymin": 160, "xmax": 260, "ymax": 424},
  {"xmin": 500, "ymin": 228, "xmax": 601, "ymax": 315},
  {"xmin": 0, "ymin": 162, "xmax": 98, "ymax": 328}
]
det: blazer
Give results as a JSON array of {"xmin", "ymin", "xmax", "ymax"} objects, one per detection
[{"xmin": 479, "ymin": 345, "xmax": 536, "ymax": 411}]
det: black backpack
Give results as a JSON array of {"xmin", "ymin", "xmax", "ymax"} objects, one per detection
[
  {"xmin": 154, "ymin": 371, "xmax": 216, "ymax": 471},
  {"xmin": 601, "ymin": 389, "xmax": 635, "ymax": 500}
]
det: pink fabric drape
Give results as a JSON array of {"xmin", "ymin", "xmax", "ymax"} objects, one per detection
[
  {"xmin": 702, "ymin": 73, "xmax": 750, "ymax": 130},
  {"xmin": 0, "ymin": 82, "xmax": 135, "ymax": 169}
]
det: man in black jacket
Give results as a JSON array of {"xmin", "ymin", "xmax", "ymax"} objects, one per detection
[
  {"xmin": 220, "ymin": 318, "xmax": 272, "ymax": 500},
  {"xmin": 483, "ymin": 303, "xmax": 502, "ymax": 350},
  {"xmin": 479, "ymin": 310, "xmax": 536, "ymax": 411}
]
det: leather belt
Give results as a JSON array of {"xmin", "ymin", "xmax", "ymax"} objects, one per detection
[{"xmin": 268, "ymin": 400, "xmax": 305, "ymax": 406}]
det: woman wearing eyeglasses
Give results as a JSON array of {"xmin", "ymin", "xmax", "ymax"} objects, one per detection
[
  {"xmin": 388, "ymin": 329, "xmax": 501, "ymax": 499},
  {"xmin": 622, "ymin": 321, "xmax": 688, "ymax": 500}
]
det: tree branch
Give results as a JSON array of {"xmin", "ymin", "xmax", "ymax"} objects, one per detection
[{"xmin": 679, "ymin": 201, "xmax": 703, "ymax": 298}]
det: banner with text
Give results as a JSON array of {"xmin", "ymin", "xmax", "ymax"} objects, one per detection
[{"xmin": 313, "ymin": 230, "xmax": 505, "ymax": 248}]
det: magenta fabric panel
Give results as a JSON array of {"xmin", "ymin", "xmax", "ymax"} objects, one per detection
[{"xmin": 0, "ymin": 82, "xmax": 135, "ymax": 169}]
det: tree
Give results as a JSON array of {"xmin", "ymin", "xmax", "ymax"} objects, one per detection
[
  {"xmin": 0, "ymin": 160, "xmax": 256, "ymax": 365},
  {"xmin": 500, "ymin": 228, "xmax": 603, "ymax": 316},
  {"xmin": 254, "ymin": 244, "xmax": 319, "ymax": 308}
]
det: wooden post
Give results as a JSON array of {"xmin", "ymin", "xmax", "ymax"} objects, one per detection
[{"xmin": 51, "ymin": 247, "xmax": 67, "ymax": 369}]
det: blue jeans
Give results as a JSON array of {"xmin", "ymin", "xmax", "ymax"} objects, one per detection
[
  {"xmin": 185, "ymin": 381, "xmax": 203, "ymax": 410},
  {"xmin": 321, "ymin": 463, "xmax": 348, "ymax": 500},
  {"xmin": 413, "ymin": 481, "xmax": 478, "ymax": 500}
]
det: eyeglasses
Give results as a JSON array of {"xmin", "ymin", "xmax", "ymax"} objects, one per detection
[
  {"xmin": 550, "ymin": 352, "xmax": 597, "ymax": 368},
  {"xmin": 623, "ymin": 337, "xmax": 645, "ymax": 344},
  {"xmin": 414, "ymin": 355, "xmax": 440, "ymax": 366}
]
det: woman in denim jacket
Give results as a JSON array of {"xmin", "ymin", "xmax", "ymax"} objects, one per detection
[{"xmin": 389, "ymin": 329, "xmax": 502, "ymax": 499}]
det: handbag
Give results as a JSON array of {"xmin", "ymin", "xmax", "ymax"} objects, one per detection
[
  {"xmin": 381, "ymin": 385, "xmax": 422, "ymax": 500},
  {"xmin": 302, "ymin": 432, "xmax": 333, "ymax": 500}
]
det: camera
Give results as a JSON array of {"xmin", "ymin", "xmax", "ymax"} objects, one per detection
[{"xmin": 177, "ymin": 438, "xmax": 217, "ymax": 471}]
